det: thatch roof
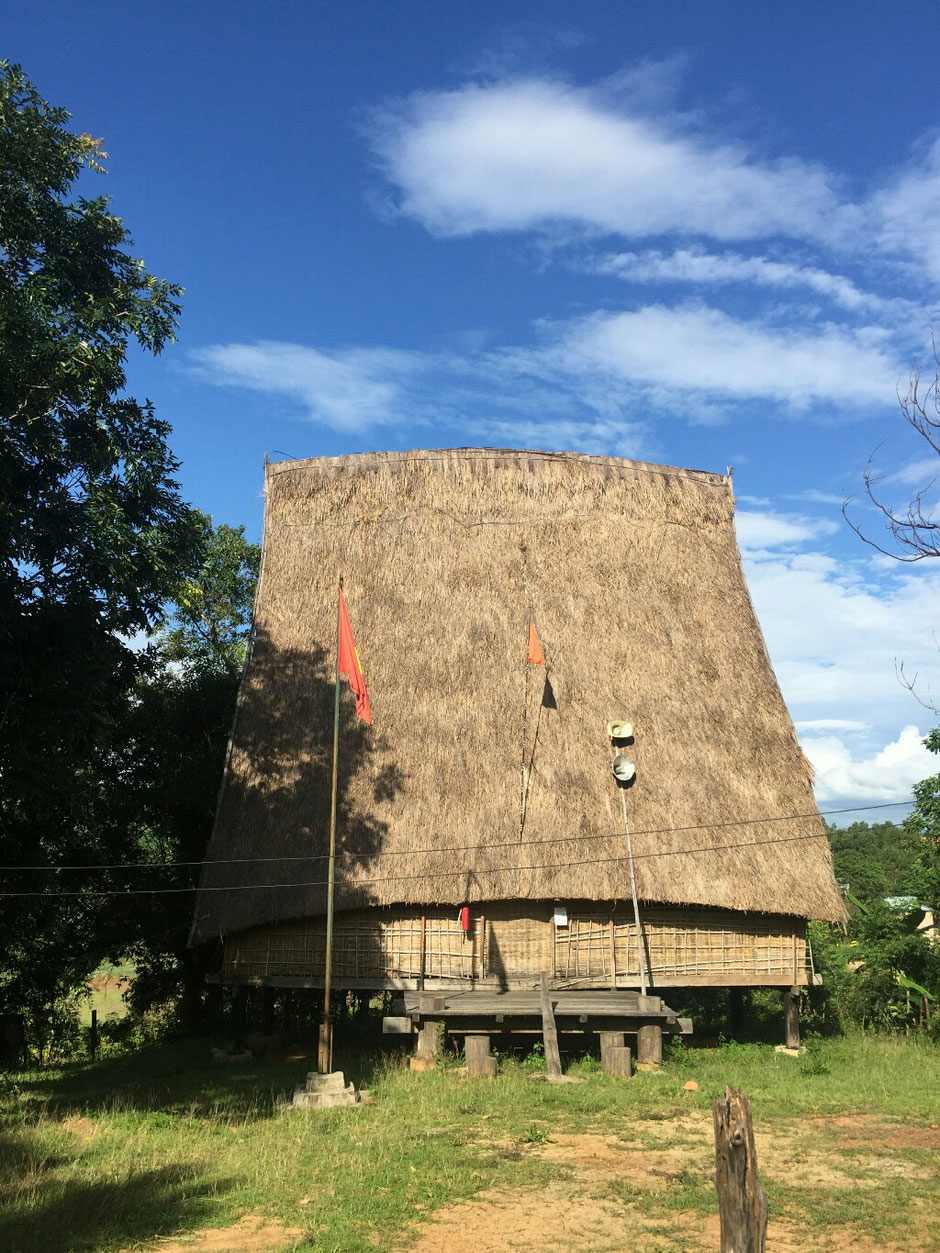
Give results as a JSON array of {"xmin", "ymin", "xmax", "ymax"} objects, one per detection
[{"xmin": 191, "ymin": 449, "xmax": 845, "ymax": 944}]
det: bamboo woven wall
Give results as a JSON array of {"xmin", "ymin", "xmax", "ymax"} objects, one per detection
[{"xmin": 222, "ymin": 902, "xmax": 809, "ymax": 986}]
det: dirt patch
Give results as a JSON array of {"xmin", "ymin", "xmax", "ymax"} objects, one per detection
[
  {"xmin": 409, "ymin": 1183, "xmax": 679, "ymax": 1252},
  {"xmin": 61, "ymin": 1116, "xmax": 98, "ymax": 1143},
  {"xmin": 407, "ymin": 1188, "xmax": 906, "ymax": 1253},
  {"xmin": 130, "ymin": 1215, "xmax": 304, "ymax": 1252},
  {"xmin": 403, "ymin": 1117, "xmax": 935, "ymax": 1251}
]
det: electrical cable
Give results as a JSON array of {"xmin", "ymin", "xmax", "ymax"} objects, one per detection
[
  {"xmin": 0, "ymin": 822, "xmax": 889, "ymax": 898},
  {"xmin": 0, "ymin": 799, "xmax": 911, "ymax": 875}
]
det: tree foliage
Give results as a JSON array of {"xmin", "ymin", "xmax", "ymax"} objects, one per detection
[
  {"xmin": 112, "ymin": 521, "xmax": 260, "ymax": 1024},
  {"xmin": 0, "ymin": 62, "xmax": 202, "ymax": 1014},
  {"xmin": 827, "ymin": 819, "xmax": 923, "ymax": 902},
  {"xmin": 905, "ymin": 727, "xmax": 940, "ymax": 909}
]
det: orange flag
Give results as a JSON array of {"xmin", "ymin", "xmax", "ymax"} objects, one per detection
[
  {"xmin": 526, "ymin": 620, "xmax": 545, "ymax": 666},
  {"xmin": 338, "ymin": 589, "xmax": 372, "ymax": 725}
]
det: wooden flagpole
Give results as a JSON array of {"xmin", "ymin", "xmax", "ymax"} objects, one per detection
[
  {"xmin": 318, "ymin": 577, "xmax": 343, "ymax": 1074},
  {"xmin": 619, "ymin": 786, "xmax": 648, "ymax": 996}
]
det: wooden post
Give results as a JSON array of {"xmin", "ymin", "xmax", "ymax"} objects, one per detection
[
  {"xmin": 599, "ymin": 1029, "xmax": 624, "ymax": 1063},
  {"xmin": 539, "ymin": 972, "xmax": 563, "ymax": 1077},
  {"xmin": 713, "ymin": 1086, "xmax": 767, "ymax": 1253},
  {"xmin": 89, "ymin": 1009, "xmax": 98, "ymax": 1061},
  {"xmin": 608, "ymin": 917, "xmax": 618, "ymax": 990},
  {"xmin": 411, "ymin": 1020, "xmax": 440, "ymax": 1070},
  {"xmin": 465, "ymin": 1035, "xmax": 497, "ymax": 1078},
  {"xmin": 262, "ymin": 986, "xmax": 276, "ymax": 1036},
  {"xmin": 419, "ymin": 913, "xmax": 426, "ymax": 991},
  {"xmin": 599, "ymin": 1031, "xmax": 632, "ymax": 1078},
  {"xmin": 636, "ymin": 1023, "xmax": 663, "ymax": 1067},
  {"xmin": 783, "ymin": 988, "xmax": 800, "ymax": 1049},
  {"xmin": 231, "ymin": 984, "xmax": 246, "ymax": 1046},
  {"xmin": 729, "ymin": 988, "xmax": 747, "ymax": 1038}
]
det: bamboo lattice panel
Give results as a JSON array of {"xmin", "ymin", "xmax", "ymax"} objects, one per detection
[
  {"xmin": 223, "ymin": 903, "xmax": 807, "ymax": 984},
  {"xmin": 553, "ymin": 908, "xmax": 806, "ymax": 981},
  {"xmin": 224, "ymin": 909, "xmax": 483, "ymax": 981}
]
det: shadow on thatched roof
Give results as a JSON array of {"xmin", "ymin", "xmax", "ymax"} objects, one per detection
[{"xmin": 191, "ymin": 449, "xmax": 844, "ymax": 943}]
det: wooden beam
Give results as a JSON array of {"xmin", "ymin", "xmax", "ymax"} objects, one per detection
[
  {"xmin": 210, "ymin": 971, "xmax": 812, "ymax": 991},
  {"xmin": 539, "ymin": 972, "xmax": 563, "ymax": 1077},
  {"xmin": 713, "ymin": 1086, "xmax": 767, "ymax": 1252}
]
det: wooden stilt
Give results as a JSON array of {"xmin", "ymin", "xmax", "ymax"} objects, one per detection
[
  {"xmin": 729, "ymin": 987, "xmax": 746, "ymax": 1037},
  {"xmin": 465, "ymin": 1035, "xmax": 497, "ymax": 1078},
  {"xmin": 783, "ymin": 988, "xmax": 800, "ymax": 1050},
  {"xmin": 410, "ymin": 1021, "xmax": 440, "ymax": 1071},
  {"xmin": 636, "ymin": 1023, "xmax": 663, "ymax": 1067},
  {"xmin": 599, "ymin": 1031, "xmax": 631, "ymax": 1078},
  {"xmin": 231, "ymin": 985, "xmax": 246, "ymax": 1046},
  {"xmin": 262, "ymin": 986, "xmax": 276, "ymax": 1036}
]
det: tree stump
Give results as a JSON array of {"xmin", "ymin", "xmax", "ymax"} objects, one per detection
[
  {"xmin": 636, "ymin": 1023, "xmax": 663, "ymax": 1067},
  {"xmin": 465, "ymin": 1034, "xmax": 497, "ymax": 1078},
  {"xmin": 713, "ymin": 1086, "xmax": 767, "ymax": 1253}
]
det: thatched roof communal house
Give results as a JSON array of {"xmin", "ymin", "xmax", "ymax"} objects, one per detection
[{"xmin": 192, "ymin": 449, "xmax": 844, "ymax": 1005}]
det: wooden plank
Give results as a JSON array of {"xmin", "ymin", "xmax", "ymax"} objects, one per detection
[
  {"xmin": 713, "ymin": 1086, "xmax": 767, "ymax": 1252},
  {"xmin": 539, "ymin": 972, "xmax": 563, "ymax": 1077}
]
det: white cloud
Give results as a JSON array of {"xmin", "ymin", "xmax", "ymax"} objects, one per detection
[
  {"xmin": 803, "ymin": 725, "xmax": 935, "ymax": 806},
  {"xmin": 371, "ymin": 78, "xmax": 847, "ymax": 243},
  {"xmin": 193, "ymin": 301, "xmax": 899, "ymax": 447},
  {"xmin": 736, "ymin": 510, "xmax": 838, "ymax": 550},
  {"xmin": 871, "ymin": 136, "xmax": 940, "ymax": 282},
  {"xmin": 796, "ymin": 718, "xmax": 870, "ymax": 733},
  {"xmin": 551, "ymin": 305, "xmax": 898, "ymax": 409},
  {"xmin": 746, "ymin": 544, "xmax": 940, "ymax": 740},
  {"xmin": 883, "ymin": 455, "xmax": 940, "ymax": 487},
  {"xmin": 591, "ymin": 248, "xmax": 889, "ymax": 313},
  {"xmin": 191, "ymin": 342, "xmax": 428, "ymax": 432}
]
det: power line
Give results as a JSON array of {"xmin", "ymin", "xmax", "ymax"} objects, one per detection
[
  {"xmin": 0, "ymin": 799, "xmax": 911, "ymax": 875},
  {"xmin": 0, "ymin": 823, "xmax": 879, "ymax": 898}
]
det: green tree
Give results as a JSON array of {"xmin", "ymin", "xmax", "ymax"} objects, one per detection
[
  {"xmin": 0, "ymin": 63, "xmax": 202, "ymax": 1018},
  {"xmin": 110, "ymin": 521, "xmax": 260, "ymax": 1027},
  {"xmin": 906, "ymin": 728, "xmax": 940, "ymax": 908},
  {"xmin": 827, "ymin": 819, "xmax": 923, "ymax": 902}
]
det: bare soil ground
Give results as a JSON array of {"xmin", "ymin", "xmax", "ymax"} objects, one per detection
[
  {"xmin": 405, "ymin": 1112, "xmax": 940, "ymax": 1252},
  {"xmin": 123, "ymin": 1216, "xmax": 303, "ymax": 1253}
]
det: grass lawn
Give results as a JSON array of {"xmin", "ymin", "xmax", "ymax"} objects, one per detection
[
  {"xmin": 1, "ymin": 1031, "xmax": 938, "ymax": 1251},
  {"xmin": 79, "ymin": 964, "xmax": 136, "ymax": 1027}
]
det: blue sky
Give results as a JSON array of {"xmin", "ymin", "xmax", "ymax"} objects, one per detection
[{"xmin": 10, "ymin": 1, "xmax": 940, "ymax": 812}]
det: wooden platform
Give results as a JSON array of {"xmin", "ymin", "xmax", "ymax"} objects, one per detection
[{"xmin": 386, "ymin": 989, "xmax": 692, "ymax": 1036}]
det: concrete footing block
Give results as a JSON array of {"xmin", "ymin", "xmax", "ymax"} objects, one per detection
[{"xmin": 290, "ymin": 1069, "xmax": 360, "ymax": 1109}]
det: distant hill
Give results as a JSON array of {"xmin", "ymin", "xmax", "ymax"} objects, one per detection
[{"xmin": 827, "ymin": 820, "xmax": 923, "ymax": 902}]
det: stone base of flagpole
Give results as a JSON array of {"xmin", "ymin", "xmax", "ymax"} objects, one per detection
[{"xmin": 290, "ymin": 1069, "xmax": 362, "ymax": 1110}]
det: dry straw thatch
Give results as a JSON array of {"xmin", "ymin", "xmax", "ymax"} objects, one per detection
[{"xmin": 191, "ymin": 449, "xmax": 844, "ymax": 944}]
